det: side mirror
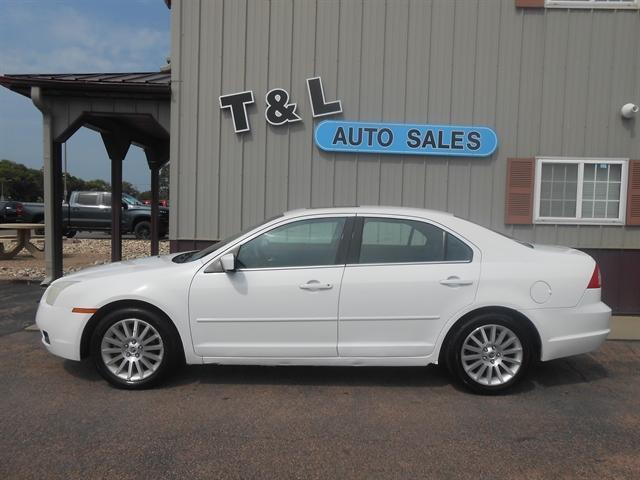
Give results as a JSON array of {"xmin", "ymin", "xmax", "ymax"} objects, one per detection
[
  {"xmin": 220, "ymin": 253, "xmax": 236, "ymax": 272},
  {"xmin": 121, "ymin": 202, "xmax": 128, "ymax": 210}
]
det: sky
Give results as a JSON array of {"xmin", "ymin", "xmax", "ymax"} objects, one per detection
[{"xmin": 0, "ymin": 0, "xmax": 170, "ymax": 192}]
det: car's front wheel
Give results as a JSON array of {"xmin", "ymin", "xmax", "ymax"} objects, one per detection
[
  {"xmin": 445, "ymin": 313, "xmax": 533, "ymax": 394},
  {"xmin": 91, "ymin": 307, "xmax": 177, "ymax": 389}
]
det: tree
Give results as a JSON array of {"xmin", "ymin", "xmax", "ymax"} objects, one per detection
[
  {"xmin": 0, "ymin": 159, "xmax": 43, "ymax": 201},
  {"xmin": 84, "ymin": 179, "xmax": 111, "ymax": 191},
  {"xmin": 0, "ymin": 158, "xmax": 149, "ymax": 201},
  {"xmin": 122, "ymin": 181, "xmax": 141, "ymax": 197}
]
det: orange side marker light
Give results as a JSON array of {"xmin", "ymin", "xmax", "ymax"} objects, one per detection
[{"xmin": 72, "ymin": 307, "xmax": 98, "ymax": 314}]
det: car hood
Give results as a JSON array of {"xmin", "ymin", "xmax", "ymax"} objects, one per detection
[
  {"xmin": 129, "ymin": 205, "xmax": 170, "ymax": 213},
  {"xmin": 61, "ymin": 253, "xmax": 185, "ymax": 281}
]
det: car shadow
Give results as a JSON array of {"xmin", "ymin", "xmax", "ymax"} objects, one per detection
[
  {"xmin": 165, "ymin": 364, "xmax": 453, "ymax": 389},
  {"xmin": 63, "ymin": 352, "xmax": 610, "ymax": 393}
]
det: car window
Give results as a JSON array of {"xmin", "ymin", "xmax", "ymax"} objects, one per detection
[
  {"xmin": 123, "ymin": 194, "xmax": 142, "ymax": 206},
  {"xmin": 236, "ymin": 217, "xmax": 346, "ymax": 269},
  {"xmin": 358, "ymin": 218, "xmax": 472, "ymax": 264},
  {"xmin": 102, "ymin": 193, "xmax": 111, "ymax": 205},
  {"xmin": 76, "ymin": 193, "xmax": 99, "ymax": 206}
]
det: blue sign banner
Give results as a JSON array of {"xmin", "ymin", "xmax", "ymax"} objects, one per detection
[{"xmin": 315, "ymin": 120, "xmax": 498, "ymax": 157}]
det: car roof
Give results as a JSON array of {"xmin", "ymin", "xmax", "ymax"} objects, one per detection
[{"xmin": 282, "ymin": 205, "xmax": 454, "ymax": 221}]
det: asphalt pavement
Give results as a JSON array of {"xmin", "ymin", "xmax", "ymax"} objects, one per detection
[{"xmin": 1, "ymin": 280, "xmax": 639, "ymax": 479}]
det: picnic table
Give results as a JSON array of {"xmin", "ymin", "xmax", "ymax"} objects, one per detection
[{"xmin": 0, "ymin": 223, "xmax": 45, "ymax": 260}]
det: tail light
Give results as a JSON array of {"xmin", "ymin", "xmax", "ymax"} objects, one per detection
[
  {"xmin": 587, "ymin": 264, "xmax": 601, "ymax": 289},
  {"xmin": 16, "ymin": 202, "xmax": 24, "ymax": 217}
]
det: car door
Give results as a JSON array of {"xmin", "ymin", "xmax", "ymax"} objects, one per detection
[
  {"xmin": 189, "ymin": 215, "xmax": 353, "ymax": 358},
  {"xmin": 97, "ymin": 193, "xmax": 114, "ymax": 229},
  {"xmin": 69, "ymin": 192, "xmax": 101, "ymax": 229},
  {"xmin": 338, "ymin": 216, "xmax": 480, "ymax": 357}
]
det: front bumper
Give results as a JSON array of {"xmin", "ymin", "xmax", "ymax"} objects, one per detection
[
  {"xmin": 525, "ymin": 291, "xmax": 611, "ymax": 362},
  {"xmin": 35, "ymin": 301, "xmax": 93, "ymax": 361}
]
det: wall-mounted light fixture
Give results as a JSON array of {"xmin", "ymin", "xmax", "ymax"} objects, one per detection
[{"xmin": 621, "ymin": 103, "xmax": 639, "ymax": 119}]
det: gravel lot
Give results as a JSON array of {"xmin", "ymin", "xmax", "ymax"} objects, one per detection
[
  {"xmin": 0, "ymin": 238, "xmax": 170, "ymax": 280},
  {"xmin": 1, "ymin": 282, "xmax": 639, "ymax": 479}
]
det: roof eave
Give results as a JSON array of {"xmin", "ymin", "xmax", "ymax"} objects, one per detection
[{"xmin": 0, "ymin": 75, "xmax": 171, "ymax": 100}]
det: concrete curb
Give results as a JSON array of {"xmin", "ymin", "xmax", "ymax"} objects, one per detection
[{"xmin": 609, "ymin": 316, "xmax": 640, "ymax": 341}]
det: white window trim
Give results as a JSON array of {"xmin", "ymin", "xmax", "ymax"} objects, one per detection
[
  {"xmin": 533, "ymin": 157, "xmax": 629, "ymax": 226},
  {"xmin": 545, "ymin": 0, "xmax": 640, "ymax": 9}
]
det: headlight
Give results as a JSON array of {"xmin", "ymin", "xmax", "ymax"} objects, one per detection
[{"xmin": 45, "ymin": 281, "xmax": 79, "ymax": 306}]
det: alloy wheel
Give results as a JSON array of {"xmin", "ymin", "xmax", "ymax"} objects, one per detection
[
  {"xmin": 460, "ymin": 324, "xmax": 523, "ymax": 386},
  {"xmin": 100, "ymin": 318, "xmax": 164, "ymax": 382}
]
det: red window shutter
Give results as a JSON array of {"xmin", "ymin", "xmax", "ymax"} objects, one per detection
[
  {"xmin": 505, "ymin": 157, "xmax": 535, "ymax": 225},
  {"xmin": 515, "ymin": 0, "xmax": 545, "ymax": 7},
  {"xmin": 627, "ymin": 160, "xmax": 640, "ymax": 226}
]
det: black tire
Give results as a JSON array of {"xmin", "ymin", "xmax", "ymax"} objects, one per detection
[
  {"xmin": 65, "ymin": 229, "xmax": 77, "ymax": 239},
  {"xmin": 90, "ymin": 307, "xmax": 179, "ymax": 389},
  {"xmin": 133, "ymin": 220, "xmax": 151, "ymax": 239},
  {"xmin": 445, "ymin": 313, "xmax": 533, "ymax": 395}
]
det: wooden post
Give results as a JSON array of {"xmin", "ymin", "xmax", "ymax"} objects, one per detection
[{"xmin": 100, "ymin": 130, "xmax": 130, "ymax": 263}]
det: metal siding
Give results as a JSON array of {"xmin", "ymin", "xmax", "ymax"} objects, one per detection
[
  {"xmin": 491, "ymin": 1, "xmax": 522, "ymax": 234},
  {"xmin": 287, "ymin": 0, "xmax": 317, "ymax": 210},
  {"xmin": 379, "ymin": 0, "xmax": 408, "ymax": 207},
  {"xmin": 168, "ymin": 0, "xmax": 182, "ymax": 240},
  {"xmin": 448, "ymin": 0, "xmax": 478, "ymax": 219},
  {"xmin": 333, "ymin": 0, "xmax": 362, "ymax": 207},
  {"xmin": 264, "ymin": 1, "xmax": 294, "ymax": 218},
  {"xmin": 176, "ymin": 0, "xmax": 200, "ymax": 239},
  {"xmin": 402, "ymin": 0, "xmax": 432, "ymax": 208},
  {"xmin": 355, "ymin": 0, "xmax": 385, "ymax": 206},
  {"xmin": 218, "ymin": 0, "xmax": 247, "ymax": 238},
  {"xmin": 469, "ymin": 0, "xmax": 500, "ymax": 227},
  {"xmin": 196, "ymin": 0, "xmax": 223, "ymax": 237},
  {"xmin": 611, "ymin": 12, "xmax": 640, "ymax": 249},
  {"xmin": 424, "ymin": 0, "xmax": 454, "ymax": 212},
  {"xmin": 172, "ymin": 0, "xmax": 640, "ymax": 250},
  {"xmin": 242, "ymin": 0, "xmax": 270, "ymax": 228},
  {"xmin": 310, "ymin": 0, "xmax": 340, "ymax": 208}
]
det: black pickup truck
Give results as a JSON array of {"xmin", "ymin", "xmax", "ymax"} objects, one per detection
[
  {"xmin": 0, "ymin": 200, "xmax": 19, "ymax": 223},
  {"xmin": 12, "ymin": 191, "xmax": 169, "ymax": 239}
]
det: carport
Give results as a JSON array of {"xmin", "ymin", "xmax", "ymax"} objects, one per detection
[{"xmin": 0, "ymin": 73, "xmax": 170, "ymax": 284}]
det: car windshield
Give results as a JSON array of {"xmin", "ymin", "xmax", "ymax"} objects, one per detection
[
  {"xmin": 172, "ymin": 214, "xmax": 283, "ymax": 263},
  {"xmin": 123, "ymin": 194, "xmax": 143, "ymax": 206}
]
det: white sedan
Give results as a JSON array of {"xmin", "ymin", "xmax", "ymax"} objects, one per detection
[{"xmin": 36, "ymin": 207, "xmax": 611, "ymax": 394}]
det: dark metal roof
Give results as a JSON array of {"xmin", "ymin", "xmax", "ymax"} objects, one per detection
[{"xmin": 0, "ymin": 72, "xmax": 170, "ymax": 99}]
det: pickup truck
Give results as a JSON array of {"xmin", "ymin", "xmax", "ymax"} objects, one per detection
[
  {"xmin": 13, "ymin": 191, "xmax": 169, "ymax": 239},
  {"xmin": 0, "ymin": 200, "xmax": 18, "ymax": 223}
]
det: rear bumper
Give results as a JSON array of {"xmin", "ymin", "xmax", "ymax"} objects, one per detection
[
  {"xmin": 35, "ymin": 301, "xmax": 92, "ymax": 361},
  {"xmin": 525, "ymin": 292, "xmax": 611, "ymax": 361}
]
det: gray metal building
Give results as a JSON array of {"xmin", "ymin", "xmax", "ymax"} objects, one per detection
[{"xmin": 169, "ymin": 0, "xmax": 640, "ymax": 313}]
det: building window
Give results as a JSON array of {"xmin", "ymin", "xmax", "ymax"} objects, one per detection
[
  {"xmin": 534, "ymin": 158, "xmax": 628, "ymax": 225},
  {"xmin": 545, "ymin": 0, "xmax": 640, "ymax": 9}
]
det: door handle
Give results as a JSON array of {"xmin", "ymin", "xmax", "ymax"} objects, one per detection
[
  {"xmin": 439, "ymin": 276, "xmax": 473, "ymax": 287},
  {"xmin": 299, "ymin": 281, "xmax": 333, "ymax": 291}
]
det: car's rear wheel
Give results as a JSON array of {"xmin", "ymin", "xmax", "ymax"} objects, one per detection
[
  {"xmin": 91, "ymin": 308, "xmax": 177, "ymax": 389},
  {"xmin": 134, "ymin": 220, "xmax": 151, "ymax": 239},
  {"xmin": 445, "ymin": 313, "xmax": 532, "ymax": 394}
]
